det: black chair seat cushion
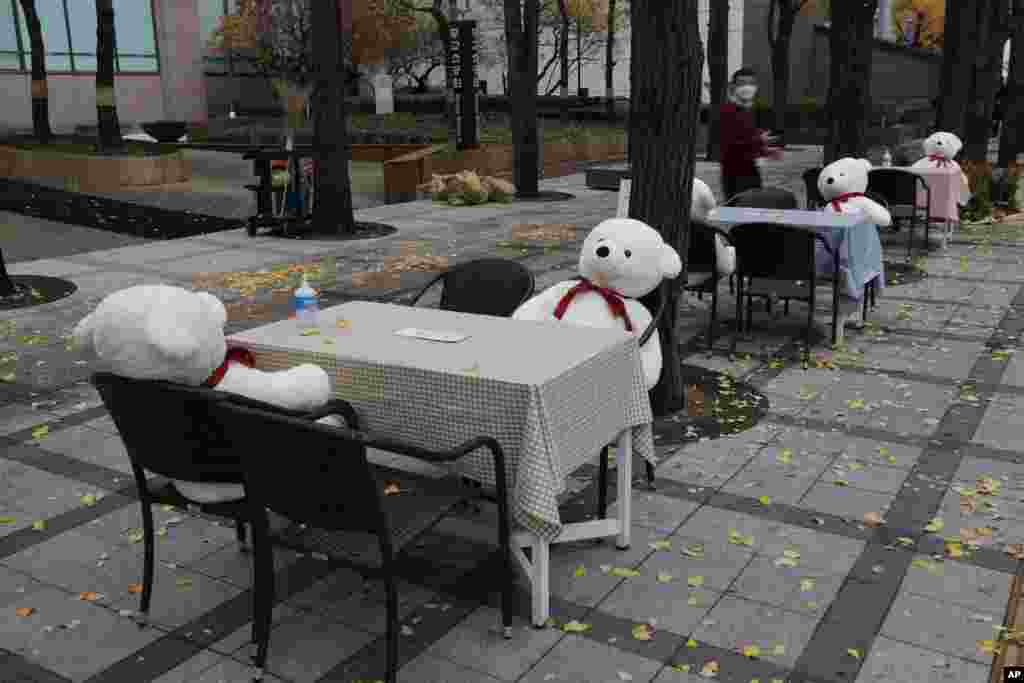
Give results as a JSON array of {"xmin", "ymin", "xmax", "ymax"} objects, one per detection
[
  {"xmin": 149, "ymin": 479, "xmax": 251, "ymax": 517},
  {"xmin": 269, "ymin": 468, "xmax": 481, "ymax": 568}
]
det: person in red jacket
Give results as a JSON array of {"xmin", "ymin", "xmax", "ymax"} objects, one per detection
[{"xmin": 718, "ymin": 68, "xmax": 781, "ymax": 202}]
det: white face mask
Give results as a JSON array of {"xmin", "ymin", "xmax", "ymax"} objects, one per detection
[{"xmin": 734, "ymin": 85, "xmax": 757, "ymax": 101}]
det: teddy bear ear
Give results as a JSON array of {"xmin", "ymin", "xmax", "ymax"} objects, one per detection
[
  {"xmin": 196, "ymin": 291, "xmax": 227, "ymax": 329},
  {"xmin": 72, "ymin": 313, "xmax": 96, "ymax": 355},
  {"xmin": 660, "ymin": 243, "xmax": 682, "ymax": 279},
  {"xmin": 859, "ymin": 158, "xmax": 873, "ymax": 172}
]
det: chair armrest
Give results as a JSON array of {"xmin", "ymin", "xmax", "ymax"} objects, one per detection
[
  {"xmin": 408, "ymin": 272, "xmax": 445, "ymax": 307},
  {"xmin": 305, "ymin": 399, "xmax": 360, "ymax": 429}
]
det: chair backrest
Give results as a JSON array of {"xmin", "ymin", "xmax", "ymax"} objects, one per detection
[
  {"xmin": 725, "ymin": 187, "xmax": 799, "ymax": 209},
  {"xmin": 803, "ymin": 168, "xmax": 825, "ymax": 209},
  {"xmin": 728, "ymin": 222, "xmax": 827, "ymax": 282},
  {"xmin": 864, "ymin": 191, "xmax": 890, "ymax": 211},
  {"xmin": 867, "ymin": 168, "xmax": 925, "ymax": 207},
  {"xmin": 687, "ymin": 219, "xmax": 730, "ymax": 274},
  {"xmin": 91, "ymin": 372, "xmax": 244, "ymax": 484},
  {"xmin": 211, "ymin": 400, "xmax": 391, "ymax": 541},
  {"xmin": 438, "ymin": 258, "xmax": 536, "ymax": 317}
]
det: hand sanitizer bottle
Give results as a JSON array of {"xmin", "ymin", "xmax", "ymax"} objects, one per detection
[{"xmin": 293, "ymin": 276, "xmax": 319, "ymax": 328}]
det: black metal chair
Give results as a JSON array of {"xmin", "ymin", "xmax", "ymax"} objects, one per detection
[
  {"xmin": 684, "ymin": 220, "xmax": 734, "ymax": 352},
  {"xmin": 729, "ymin": 222, "xmax": 841, "ymax": 355},
  {"xmin": 803, "ymin": 168, "xmax": 825, "ymax": 209},
  {"xmin": 409, "ymin": 258, "xmax": 535, "ymax": 317},
  {"xmin": 724, "ymin": 186, "xmax": 800, "ymax": 209},
  {"xmin": 90, "ymin": 372, "xmax": 352, "ymax": 627},
  {"xmin": 867, "ymin": 168, "xmax": 931, "ymax": 262},
  {"xmin": 212, "ymin": 400, "xmax": 514, "ymax": 683}
]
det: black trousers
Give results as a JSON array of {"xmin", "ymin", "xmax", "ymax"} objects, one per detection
[{"xmin": 721, "ymin": 168, "xmax": 763, "ymax": 203}]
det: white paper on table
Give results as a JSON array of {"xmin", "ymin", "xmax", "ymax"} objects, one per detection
[{"xmin": 394, "ymin": 327, "xmax": 470, "ymax": 343}]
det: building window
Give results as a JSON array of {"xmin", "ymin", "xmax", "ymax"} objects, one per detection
[
  {"xmin": 4, "ymin": 0, "xmax": 158, "ymax": 74},
  {"xmin": 0, "ymin": 1, "xmax": 23, "ymax": 70}
]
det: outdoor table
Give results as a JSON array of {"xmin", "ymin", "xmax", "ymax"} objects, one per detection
[
  {"xmin": 706, "ymin": 206, "xmax": 884, "ymax": 345},
  {"xmin": 241, "ymin": 147, "xmax": 315, "ymax": 215},
  {"xmin": 890, "ymin": 165, "xmax": 971, "ymax": 247},
  {"xmin": 227, "ymin": 300, "xmax": 656, "ymax": 627}
]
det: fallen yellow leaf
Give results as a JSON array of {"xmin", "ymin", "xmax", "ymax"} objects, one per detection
[
  {"xmin": 0, "ymin": 516, "xmax": 16, "ymax": 524},
  {"xmin": 1005, "ymin": 544, "xmax": 1024, "ymax": 560},
  {"xmin": 847, "ymin": 648, "xmax": 861, "ymax": 659},
  {"xmin": 800, "ymin": 578, "xmax": 816, "ymax": 592},
  {"xmin": 127, "ymin": 583, "xmax": 143, "ymax": 594},
  {"xmin": 687, "ymin": 638, "xmax": 698, "ymax": 648},
  {"xmin": 672, "ymin": 664, "xmax": 691, "ymax": 673},
  {"xmin": 656, "ymin": 572, "xmax": 674, "ymax": 583},
  {"xmin": 863, "ymin": 512, "xmax": 885, "ymax": 527},
  {"xmin": 945, "ymin": 541, "xmax": 964, "ymax": 558},
  {"xmin": 81, "ymin": 494, "xmax": 98, "ymax": 506},
  {"xmin": 700, "ymin": 660, "xmax": 719, "ymax": 677},
  {"xmin": 78, "ymin": 591, "xmax": 101, "ymax": 602},
  {"xmin": 299, "ymin": 328, "xmax": 321, "ymax": 336},
  {"xmin": 31, "ymin": 425, "xmax": 49, "ymax": 440},
  {"xmin": 631, "ymin": 623, "xmax": 654, "ymax": 641},
  {"xmin": 608, "ymin": 567, "xmax": 641, "ymax": 578},
  {"xmin": 649, "ymin": 539, "xmax": 672, "ymax": 551},
  {"xmin": 773, "ymin": 644, "xmax": 785, "ymax": 656},
  {"xmin": 728, "ymin": 530, "xmax": 754, "ymax": 546},
  {"xmin": 687, "ymin": 575, "xmax": 704, "ymax": 587},
  {"xmin": 742, "ymin": 644, "xmax": 761, "ymax": 658},
  {"xmin": 383, "ymin": 482, "xmax": 402, "ymax": 496},
  {"xmin": 758, "ymin": 495, "xmax": 771, "ymax": 506},
  {"xmin": 925, "ymin": 518, "xmax": 944, "ymax": 533},
  {"xmin": 31, "ymin": 520, "xmax": 45, "ymax": 531},
  {"xmin": 574, "ymin": 565, "xmax": 587, "ymax": 578},
  {"xmin": 562, "ymin": 620, "xmax": 591, "ymax": 633},
  {"xmin": 15, "ymin": 607, "xmax": 34, "ymax": 617}
]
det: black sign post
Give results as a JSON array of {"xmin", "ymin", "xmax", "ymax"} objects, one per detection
[{"xmin": 446, "ymin": 20, "xmax": 480, "ymax": 150}]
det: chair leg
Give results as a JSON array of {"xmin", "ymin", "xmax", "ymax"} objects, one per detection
[
  {"xmin": 906, "ymin": 218, "xmax": 914, "ymax": 262},
  {"xmin": 746, "ymin": 294, "xmax": 753, "ymax": 334},
  {"xmin": 645, "ymin": 461, "xmax": 656, "ymax": 489},
  {"xmin": 251, "ymin": 515, "xmax": 274, "ymax": 681},
  {"xmin": 729, "ymin": 274, "xmax": 734, "ymax": 295},
  {"xmin": 139, "ymin": 502, "xmax": 155, "ymax": 626},
  {"xmin": 235, "ymin": 520, "xmax": 249, "ymax": 552},
  {"xmin": 385, "ymin": 577, "xmax": 399, "ymax": 683},
  {"xmin": 708, "ymin": 283, "xmax": 718, "ymax": 352},
  {"xmin": 784, "ymin": 299, "xmax": 790, "ymax": 316},
  {"xmin": 597, "ymin": 446, "xmax": 609, "ymax": 519}
]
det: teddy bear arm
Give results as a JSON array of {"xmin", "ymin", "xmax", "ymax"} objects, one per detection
[
  {"xmin": 216, "ymin": 363, "xmax": 331, "ymax": 412},
  {"xmin": 511, "ymin": 282, "xmax": 575, "ymax": 321}
]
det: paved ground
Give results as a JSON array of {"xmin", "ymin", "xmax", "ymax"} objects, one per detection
[{"xmin": 2, "ymin": 143, "xmax": 1023, "ymax": 683}]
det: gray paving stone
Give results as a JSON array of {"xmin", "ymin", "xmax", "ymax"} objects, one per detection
[
  {"xmin": 208, "ymin": 602, "xmax": 305, "ymax": 657},
  {"xmin": 879, "ymin": 591, "xmax": 1003, "ymax": 664},
  {"xmin": 150, "ymin": 650, "xmax": 239, "ymax": 683},
  {"xmin": 518, "ymin": 633, "xmax": 663, "ymax": 683},
  {"xmin": 546, "ymin": 525, "xmax": 661, "ymax": 607},
  {"xmin": 597, "ymin": 574, "xmax": 721, "ymax": 637},
  {"xmin": 799, "ymin": 481, "xmax": 897, "ymax": 521},
  {"xmin": 642, "ymin": 534, "xmax": 755, "ymax": 592},
  {"xmin": 720, "ymin": 462, "xmax": 827, "ymax": 506},
  {"xmin": 186, "ymin": 543, "xmax": 301, "ymax": 589},
  {"xmin": 0, "ymin": 402, "xmax": 59, "ymax": 438},
  {"xmin": 757, "ymin": 524, "xmax": 866, "ymax": 576},
  {"xmin": 656, "ymin": 440, "xmax": 763, "ymax": 489},
  {"xmin": 398, "ymin": 652, "xmax": 506, "ymax": 683},
  {"xmin": 424, "ymin": 606, "xmax": 562, "ymax": 681},
  {"xmin": 900, "ymin": 555, "xmax": 1012, "ymax": 613},
  {"xmin": 689, "ymin": 595, "xmax": 819, "ymax": 668},
  {"xmin": 304, "ymin": 577, "xmax": 437, "ymax": 636},
  {"xmin": 36, "ymin": 423, "xmax": 129, "ymax": 473},
  {"xmin": 827, "ymin": 456, "xmax": 910, "ymax": 495},
  {"xmin": 224, "ymin": 610, "xmax": 376, "ymax": 683},
  {"xmin": 838, "ymin": 435, "xmax": 924, "ymax": 470},
  {"xmin": 607, "ymin": 493, "xmax": 699, "ymax": 533},
  {"xmin": 729, "ymin": 555, "xmax": 845, "ymax": 617},
  {"xmin": 0, "ymin": 583, "xmax": 162, "ymax": 681},
  {"xmin": 108, "ymin": 566, "xmax": 243, "ymax": 630},
  {"xmin": 0, "ymin": 565, "xmax": 43, "ymax": 608},
  {"xmin": 855, "ymin": 636, "xmax": 990, "ymax": 683}
]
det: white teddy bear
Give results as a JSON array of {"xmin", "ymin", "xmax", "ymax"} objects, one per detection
[
  {"xmin": 691, "ymin": 177, "xmax": 736, "ymax": 276},
  {"xmin": 512, "ymin": 218, "xmax": 681, "ymax": 389},
  {"xmin": 818, "ymin": 157, "xmax": 893, "ymax": 227},
  {"xmin": 912, "ymin": 131, "xmax": 971, "ymax": 206},
  {"xmin": 74, "ymin": 285, "xmax": 337, "ymax": 504}
]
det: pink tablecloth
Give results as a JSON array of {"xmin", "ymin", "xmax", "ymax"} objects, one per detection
[{"xmin": 892, "ymin": 166, "xmax": 971, "ymax": 223}]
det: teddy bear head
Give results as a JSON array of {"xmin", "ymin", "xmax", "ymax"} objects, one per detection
[
  {"xmin": 817, "ymin": 157, "xmax": 872, "ymax": 201},
  {"xmin": 922, "ymin": 131, "xmax": 962, "ymax": 160},
  {"xmin": 73, "ymin": 285, "xmax": 228, "ymax": 386},
  {"xmin": 578, "ymin": 218, "xmax": 682, "ymax": 298}
]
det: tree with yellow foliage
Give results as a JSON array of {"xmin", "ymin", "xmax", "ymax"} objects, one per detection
[{"xmin": 891, "ymin": 0, "xmax": 944, "ymax": 49}]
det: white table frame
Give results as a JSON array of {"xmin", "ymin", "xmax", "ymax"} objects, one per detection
[{"xmin": 509, "ymin": 429, "xmax": 633, "ymax": 627}]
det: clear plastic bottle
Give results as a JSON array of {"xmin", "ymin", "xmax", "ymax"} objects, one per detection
[
  {"xmin": 293, "ymin": 276, "xmax": 319, "ymax": 328},
  {"xmin": 881, "ymin": 148, "xmax": 893, "ymax": 167}
]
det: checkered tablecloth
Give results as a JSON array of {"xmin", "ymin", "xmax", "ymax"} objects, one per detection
[{"xmin": 228, "ymin": 301, "xmax": 655, "ymax": 541}]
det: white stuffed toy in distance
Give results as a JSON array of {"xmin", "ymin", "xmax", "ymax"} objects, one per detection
[
  {"xmin": 818, "ymin": 157, "xmax": 893, "ymax": 227},
  {"xmin": 691, "ymin": 177, "xmax": 736, "ymax": 276},
  {"xmin": 74, "ymin": 285, "xmax": 336, "ymax": 504},
  {"xmin": 512, "ymin": 218, "xmax": 682, "ymax": 389},
  {"xmin": 912, "ymin": 131, "xmax": 971, "ymax": 206}
]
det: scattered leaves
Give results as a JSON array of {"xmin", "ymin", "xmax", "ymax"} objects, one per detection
[
  {"xmin": 1005, "ymin": 544, "xmax": 1024, "ymax": 560},
  {"xmin": 574, "ymin": 565, "xmax": 587, "ymax": 578},
  {"xmin": 686, "ymin": 638, "xmax": 698, "ymax": 648},
  {"xmin": 80, "ymin": 494, "xmax": 98, "ymax": 506},
  {"xmin": 78, "ymin": 591, "xmax": 101, "ymax": 602},
  {"xmin": 700, "ymin": 660, "xmax": 719, "ymax": 677},
  {"xmin": 15, "ymin": 607, "xmax": 34, "ymax": 617},
  {"xmin": 800, "ymin": 578, "xmax": 816, "ymax": 592},
  {"xmin": 649, "ymin": 539, "xmax": 672, "ymax": 551},
  {"xmin": 847, "ymin": 648, "xmax": 861, "ymax": 659},
  {"xmin": 863, "ymin": 512, "xmax": 885, "ymax": 527},
  {"xmin": 687, "ymin": 575, "xmax": 705, "ymax": 588},
  {"xmin": 945, "ymin": 540, "xmax": 964, "ymax": 559},
  {"xmin": 925, "ymin": 517, "xmax": 944, "ymax": 533},
  {"xmin": 682, "ymin": 542, "xmax": 706, "ymax": 558},
  {"xmin": 728, "ymin": 530, "xmax": 754, "ymax": 547},
  {"xmin": 127, "ymin": 583, "xmax": 143, "ymax": 594},
  {"xmin": 31, "ymin": 425, "xmax": 49, "ymax": 440},
  {"xmin": 742, "ymin": 644, "xmax": 761, "ymax": 658},
  {"xmin": 657, "ymin": 572, "xmax": 674, "ymax": 584},
  {"xmin": 31, "ymin": 520, "xmax": 45, "ymax": 531},
  {"xmin": 607, "ymin": 567, "xmax": 640, "ymax": 578},
  {"xmin": 758, "ymin": 495, "xmax": 771, "ymax": 506}
]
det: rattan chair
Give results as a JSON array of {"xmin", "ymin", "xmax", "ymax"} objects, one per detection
[
  {"xmin": 724, "ymin": 186, "xmax": 800, "ymax": 209},
  {"xmin": 213, "ymin": 400, "xmax": 514, "ymax": 683},
  {"xmin": 867, "ymin": 168, "xmax": 931, "ymax": 261},
  {"xmin": 409, "ymin": 258, "xmax": 535, "ymax": 317},
  {"xmin": 729, "ymin": 222, "xmax": 841, "ymax": 354},
  {"xmin": 803, "ymin": 168, "xmax": 825, "ymax": 209},
  {"xmin": 90, "ymin": 372, "xmax": 353, "ymax": 627}
]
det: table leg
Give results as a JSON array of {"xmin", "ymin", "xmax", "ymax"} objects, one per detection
[
  {"xmin": 256, "ymin": 160, "xmax": 272, "ymax": 215},
  {"xmin": 530, "ymin": 537, "xmax": 550, "ymax": 627},
  {"xmin": 616, "ymin": 428, "xmax": 632, "ymax": 550}
]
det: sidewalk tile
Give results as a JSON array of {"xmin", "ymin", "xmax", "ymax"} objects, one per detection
[
  {"xmin": 690, "ymin": 595, "xmax": 819, "ymax": 668},
  {"xmin": 880, "ymin": 591, "xmax": 1003, "ymax": 664},
  {"xmin": 855, "ymin": 636, "xmax": 989, "ymax": 683},
  {"xmin": 519, "ymin": 633, "xmax": 663, "ymax": 683}
]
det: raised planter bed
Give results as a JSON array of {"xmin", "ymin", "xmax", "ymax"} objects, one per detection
[
  {"xmin": 381, "ymin": 140, "xmax": 627, "ymax": 202},
  {"xmin": 0, "ymin": 141, "xmax": 189, "ymax": 192}
]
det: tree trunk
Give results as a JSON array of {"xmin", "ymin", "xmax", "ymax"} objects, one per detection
[
  {"xmin": 935, "ymin": 1, "xmax": 976, "ymax": 136},
  {"xmin": 559, "ymin": 0, "xmax": 570, "ymax": 125},
  {"xmin": 95, "ymin": 0, "xmax": 122, "ymax": 153},
  {"xmin": 998, "ymin": 6, "xmax": 1024, "ymax": 166},
  {"xmin": 505, "ymin": 0, "xmax": 541, "ymax": 197},
  {"xmin": 823, "ymin": 0, "xmax": 878, "ymax": 165},
  {"xmin": 770, "ymin": 12, "xmax": 796, "ymax": 146},
  {"xmin": 629, "ymin": 0, "xmax": 702, "ymax": 415},
  {"xmin": 705, "ymin": 0, "xmax": 729, "ymax": 161},
  {"xmin": 312, "ymin": 0, "xmax": 355, "ymax": 235},
  {"xmin": 964, "ymin": 0, "xmax": 1010, "ymax": 162},
  {"xmin": 18, "ymin": 0, "xmax": 52, "ymax": 143},
  {"xmin": 604, "ymin": 0, "xmax": 617, "ymax": 123},
  {"xmin": 429, "ymin": 4, "xmax": 458, "ymax": 147}
]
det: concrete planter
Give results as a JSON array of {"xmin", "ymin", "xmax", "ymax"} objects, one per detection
[{"xmin": 0, "ymin": 144, "xmax": 190, "ymax": 192}]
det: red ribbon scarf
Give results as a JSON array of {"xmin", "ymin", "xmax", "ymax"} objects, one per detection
[
  {"xmin": 553, "ymin": 279, "xmax": 634, "ymax": 332},
  {"xmin": 830, "ymin": 192, "xmax": 865, "ymax": 213},
  {"xmin": 203, "ymin": 347, "xmax": 256, "ymax": 388}
]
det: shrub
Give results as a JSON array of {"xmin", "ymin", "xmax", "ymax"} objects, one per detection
[{"xmin": 961, "ymin": 160, "xmax": 993, "ymax": 222}]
